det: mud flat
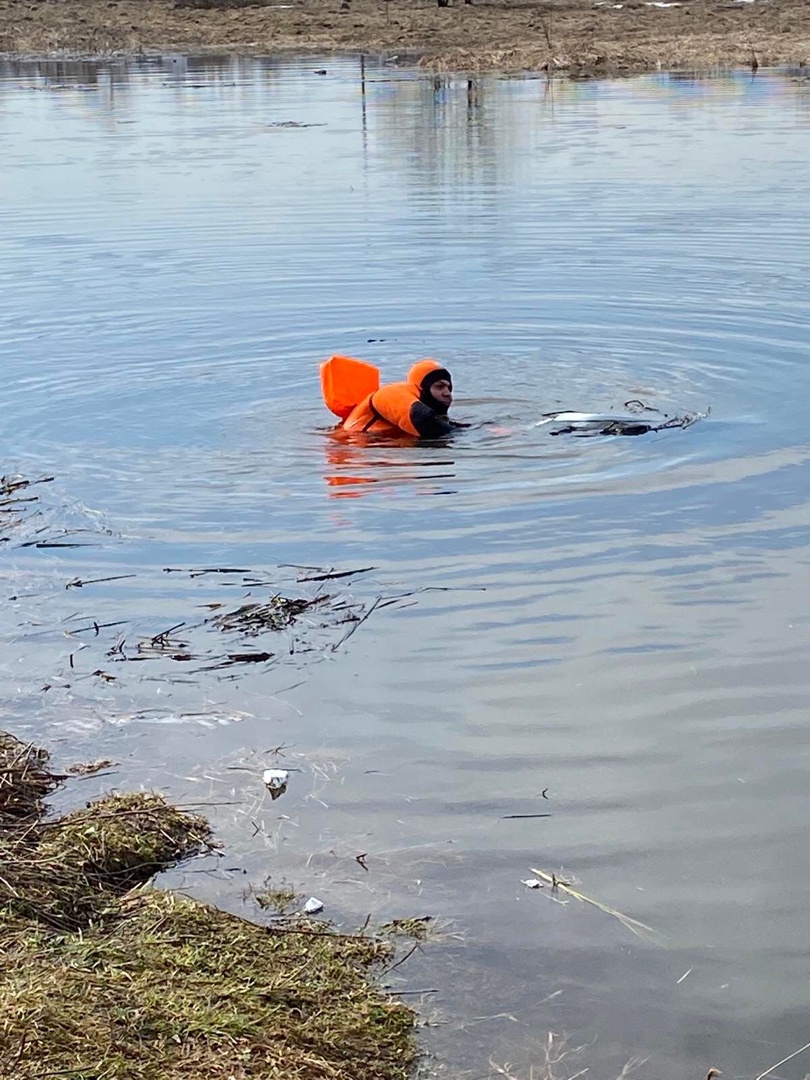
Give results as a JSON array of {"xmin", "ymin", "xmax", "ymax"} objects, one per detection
[{"xmin": 0, "ymin": 0, "xmax": 808, "ymax": 76}]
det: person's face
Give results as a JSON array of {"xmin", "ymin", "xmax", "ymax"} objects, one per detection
[{"xmin": 430, "ymin": 379, "xmax": 453, "ymax": 408}]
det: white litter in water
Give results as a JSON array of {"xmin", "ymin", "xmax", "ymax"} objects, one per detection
[
  {"xmin": 646, "ymin": 3, "xmax": 682, "ymax": 6},
  {"xmin": 262, "ymin": 768, "xmax": 289, "ymax": 787},
  {"xmin": 522, "ymin": 878, "xmax": 545, "ymax": 890},
  {"xmin": 304, "ymin": 897, "xmax": 324, "ymax": 915},
  {"xmin": 262, "ymin": 768, "xmax": 289, "ymax": 799},
  {"xmin": 534, "ymin": 411, "xmax": 645, "ymax": 431}
]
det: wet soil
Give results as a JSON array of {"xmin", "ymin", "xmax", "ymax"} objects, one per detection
[{"xmin": 0, "ymin": 0, "xmax": 808, "ymax": 76}]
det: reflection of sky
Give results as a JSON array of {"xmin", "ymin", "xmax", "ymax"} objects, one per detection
[
  {"xmin": 2, "ymin": 61, "xmax": 808, "ymax": 430},
  {"xmin": 3, "ymin": 61, "xmax": 809, "ymax": 213},
  {"xmin": 3, "ymin": 58, "xmax": 810, "ymax": 1080},
  {"xmin": 1, "ymin": 58, "xmax": 807, "ymax": 523}
]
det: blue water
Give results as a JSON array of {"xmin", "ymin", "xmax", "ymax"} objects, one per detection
[{"xmin": 2, "ymin": 54, "xmax": 810, "ymax": 1079}]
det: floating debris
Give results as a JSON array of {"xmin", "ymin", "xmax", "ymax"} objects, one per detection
[
  {"xmin": 294, "ymin": 565, "xmax": 377, "ymax": 583},
  {"xmin": 755, "ymin": 1041, "xmax": 810, "ymax": 1080},
  {"xmin": 66, "ymin": 574, "xmax": 136, "ymax": 590},
  {"xmin": 534, "ymin": 399, "xmax": 706, "ymax": 437},
  {"xmin": 209, "ymin": 594, "xmax": 322, "ymax": 635},
  {"xmin": 263, "ymin": 768, "xmax": 289, "ymax": 799},
  {"xmin": 263, "ymin": 119, "xmax": 326, "ymax": 128},
  {"xmin": 1, "ymin": 473, "xmax": 108, "ymax": 549},
  {"xmin": 529, "ymin": 867, "xmax": 661, "ymax": 942},
  {"xmin": 66, "ymin": 759, "xmax": 116, "ymax": 777},
  {"xmin": 502, "ymin": 813, "xmax": 553, "ymax": 820},
  {"xmin": 1, "ymin": 473, "xmax": 54, "ymax": 544},
  {"xmin": 303, "ymin": 896, "xmax": 325, "ymax": 915},
  {"xmin": 57, "ymin": 566, "xmax": 378, "ymax": 685}
]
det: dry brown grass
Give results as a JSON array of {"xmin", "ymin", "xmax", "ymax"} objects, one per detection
[
  {"xmin": 2, "ymin": 791, "xmax": 214, "ymax": 929},
  {"xmin": 0, "ymin": 731, "xmax": 418, "ymax": 1080},
  {"xmin": 0, "ymin": 733, "xmax": 59, "ymax": 825},
  {"xmin": 0, "ymin": 0, "xmax": 808, "ymax": 76},
  {"xmin": 1, "ymin": 889, "xmax": 417, "ymax": 1080}
]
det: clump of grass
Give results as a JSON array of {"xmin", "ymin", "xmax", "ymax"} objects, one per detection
[
  {"xmin": 0, "ymin": 729, "xmax": 419, "ymax": 1079},
  {"xmin": 2, "ymin": 791, "xmax": 213, "ymax": 930},
  {"xmin": 254, "ymin": 882, "xmax": 300, "ymax": 914},
  {"xmin": 381, "ymin": 916, "xmax": 434, "ymax": 941},
  {"xmin": 0, "ymin": 733, "xmax": 60, "ymax": 825}
]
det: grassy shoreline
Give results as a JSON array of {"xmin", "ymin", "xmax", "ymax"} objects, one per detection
[
  {"xmin": 0, "ymin": 731, "xmax": 418, "ymax": 1080},
  {"xmin": 0, "ymin": 0, "xmax": 808, "ymax": 77}
]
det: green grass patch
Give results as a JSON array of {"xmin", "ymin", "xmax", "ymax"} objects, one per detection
[{"xmin": 255, "ymin": 883, "xmax": 301, "ymax": 914}]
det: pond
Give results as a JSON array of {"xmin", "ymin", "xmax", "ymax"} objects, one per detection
[{"xmin": 2, "ymin": 53, "xmax": 810, "ymax": 1079}]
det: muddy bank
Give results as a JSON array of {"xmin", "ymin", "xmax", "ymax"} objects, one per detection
[{"xmin": 0, "ymin": 0, "xmax": 808, "ymax": 75}]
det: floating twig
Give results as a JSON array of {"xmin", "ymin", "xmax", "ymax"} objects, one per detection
[
  {"xmin": 754, "ymin": 1039, "xmax": 810, "ymax": 1080},
  {"xmin": 66, "ymin": 574, "xmax": 137, "ymax": 590},
  {"xmin": 297, "ymin": 566, "xmax": 377, "ymax": 582},
  {"xmin": 502, "ymin": 813, "xmax": 553, "ymax": 820},
  {"xmin": 189, "ymin": 567, "xmax": 253, "ymax": 578},
  {"xmin": 529, "ymin": 867, "xmax": 661, "ymax": 942}
]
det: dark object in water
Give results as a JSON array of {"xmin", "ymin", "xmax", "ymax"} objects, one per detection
[
  {"xmin": 535, "ymin": 400, "xmax": 706, "ymax": 437},
  {"xmin": 209, "ymin": 595, "xmax": 325, "ymax": 635}
]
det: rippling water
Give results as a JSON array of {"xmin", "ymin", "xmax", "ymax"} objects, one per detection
[{"xmin": 2, "ymin": 55, "xmax": 810, "ymax": 1079}]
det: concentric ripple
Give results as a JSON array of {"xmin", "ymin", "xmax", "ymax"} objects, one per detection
[{"xmin": 2, "ymin": 56, "xmax": 810, "ymax": 1080}]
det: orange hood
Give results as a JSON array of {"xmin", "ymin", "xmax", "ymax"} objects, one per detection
[{"xmin": 407, "ymin": 359, "xmax": 446, "ymax": 389}]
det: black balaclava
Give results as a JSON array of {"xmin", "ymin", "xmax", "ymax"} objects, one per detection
[{"xmin": 419, "ymin": 367, "xmax": 453, "ymax": 415}]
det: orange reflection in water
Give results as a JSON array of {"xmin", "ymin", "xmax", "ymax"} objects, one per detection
[{"xmin": 322, "ymin": 429, "xmax": 456, "ymax": 499}]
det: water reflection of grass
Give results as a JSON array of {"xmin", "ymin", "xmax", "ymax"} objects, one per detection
[{"xmin": 0, "ymin": 731, "xmax": 417, "ymax": 1080}]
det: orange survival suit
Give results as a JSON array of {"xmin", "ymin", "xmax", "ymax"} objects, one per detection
[{"xmin": 341, "ymin": 359, "xmax": 455, "ymax": 439}]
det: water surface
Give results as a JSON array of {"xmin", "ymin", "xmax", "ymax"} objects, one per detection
[{"xmin": 2, "ymin": 55, "xmax": 810, "ymax": 1079}]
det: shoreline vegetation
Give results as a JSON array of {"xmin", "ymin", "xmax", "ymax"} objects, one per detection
[
  {"xmin": 0, "ymin": 730, "xmax": 418, "ymax": 1080},
  {"xmin": 0, "ymin": 0, "xmax": 807, "ymax": 77}
]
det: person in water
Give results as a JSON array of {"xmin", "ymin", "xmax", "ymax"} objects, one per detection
[{"xmin": 341, "ymin": 359, "xmax": 459, "ymax": 439}]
